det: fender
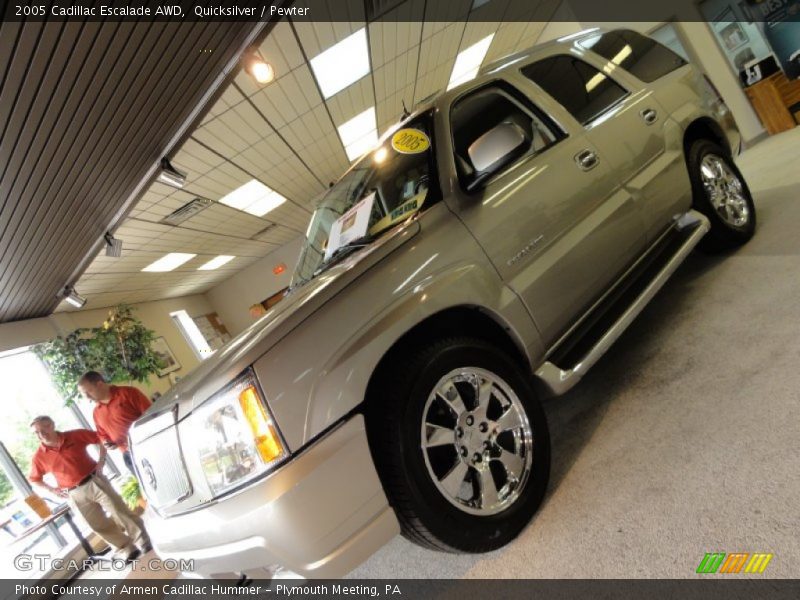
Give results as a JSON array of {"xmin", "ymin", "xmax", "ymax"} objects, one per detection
[{"xmin": 253, "ymin": 204, "xmax": 544, "ymax": 450}]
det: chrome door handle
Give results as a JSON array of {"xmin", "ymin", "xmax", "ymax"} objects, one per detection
[
  {"xmin": 574, "ymin": 149, "xmax": 599, "ymax": 171},
  {"xmin": 641, "ymin": 108, "xmax": 658, "ymax": 125}
]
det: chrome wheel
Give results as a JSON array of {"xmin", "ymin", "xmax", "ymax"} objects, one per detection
[
  {"xmin": 420, "ymin": 367, "xmax": 534, "ymax": 516},
  {"xmin": 700, "ymin": 154, "xmax": 750, "ymax": 228}
]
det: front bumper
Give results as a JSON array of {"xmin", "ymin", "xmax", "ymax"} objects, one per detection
[{"xmin": 145, "ymin": 415, "xmax": 399, "ymax": 579}]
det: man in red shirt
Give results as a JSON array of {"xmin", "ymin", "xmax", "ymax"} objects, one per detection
[
  {"xmin": 77, "ymin": 371, "xmax": 151, "ymax": 473},
  {"xmin": 28, "ymin": 415, "xmax": 148, "ymax": 560}
]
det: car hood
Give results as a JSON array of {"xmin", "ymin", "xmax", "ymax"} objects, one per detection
[{"xmin": 138, "ymin": 220, "xmax": 421, "ymax": 426}]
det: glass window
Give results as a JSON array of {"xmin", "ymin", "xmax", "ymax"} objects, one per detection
[
  {"xmin": 292, "ymin": 112, "xmax": 440, "ymax": 286},
  {"xmin": 171, "ymin": 310, "xmax": 213, "ymax": 360},
  {"xmin": 0, "ymin": 349, "xmax": 102, "ymax": 579},
  {"xmin": 521, "ymin": 55, "xmax": 628, "ymax": 125},
  {"xmin": 649, "ymin": 24, "xmax": 690, "ymax": 62},
  {"xmin": 579, "ymin": 29, "xmax": 688, "ymax": 82},
  {"xmin": 450, "ymin": 85, "xmax": 558, "ymax": 189}
]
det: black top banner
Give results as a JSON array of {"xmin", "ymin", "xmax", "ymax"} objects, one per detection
[{"xmin": 3, "ymin": 0, "xmax": 800, "ymax": 22}]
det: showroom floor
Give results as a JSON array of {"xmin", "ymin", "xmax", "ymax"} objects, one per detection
[{"xmin": 350, "ymin": 127, "xmax": 800, "ymax": 578}]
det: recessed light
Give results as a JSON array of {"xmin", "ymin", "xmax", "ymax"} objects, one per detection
[
  {"xmin": 337, "ymin": 107, "xmax": 378, "ymax": 162},
  {"xmin": 198, "ymin": 255, "xmax": 236, "ymax": 270},
  {"xmin": 219, "ymin": 180, "xmax": 286, "ymax": 217},
  {"xmin": 310, "ymin": 28, "xmax": 371, "ymax": 99},
  {"xmin": 447, "ymin": 34, "xmax": 495, "ymax": 90},
  {"xmin": 142, "ymin": 253, "xmax": 196, "ymax": 272}
]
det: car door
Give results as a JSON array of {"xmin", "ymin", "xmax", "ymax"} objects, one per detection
[
  {"xmin": 521, "ymin": 50, "xmax": 685, "ymax": 243},
  {"xmin": 445, "ymin": 81, "xmax": 646, "ymax": 347}
]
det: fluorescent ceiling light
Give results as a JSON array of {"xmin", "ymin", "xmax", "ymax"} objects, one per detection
[
  {"xmin": 198, "ymin": 255, "xmax": 235, "ymax": 270},
  {"xmin": 219, "ymin": 180, "xmax": 286, "ymax": 217},
  {"xmin": 447, "ymin": 34, "xmax": 495, "ymax": 90},
  {"xmin": 337, "ymin": 107, "xmax": 378, "ymax": 162},
  {"xmin": 587, "ymin": 46, "xmax": 632, "ymax": 92},
  {"xmin": 611, "ymin": 44, "xmax": 632, "ymax": 66},
  {"xmin": 310, "ymin": 28, "xmax": 371, "ymax": 99},
  {"xmin": 142, "ymin": 253, "xmax": 196, "ymax": 272},
  {"xmin": 586, "ymin": 72, "xmax": 607, "ymax": 92}
]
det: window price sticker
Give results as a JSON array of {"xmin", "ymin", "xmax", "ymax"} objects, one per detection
[{"xmin": 325, "ymin": 192, "xmax": 376, "ymax": 260}]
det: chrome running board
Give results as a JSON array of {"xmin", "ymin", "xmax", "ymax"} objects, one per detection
[{"xmin": 535, "ymin": 210, "xmax": 710, "ymax": 396}]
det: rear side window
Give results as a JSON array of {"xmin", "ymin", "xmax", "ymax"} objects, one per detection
[
  {"xmin": 579, "ymin": 29, "xmax": 687, "ymax": 83},
  {"xmin": 521, "ymin": 56, "xmax": 628, "ymax": 125}
]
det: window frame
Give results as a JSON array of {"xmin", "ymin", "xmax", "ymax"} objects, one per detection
[
  {"xmin": 520, "ymin": 54, "xmax": 632, "ymax": 128},
  {"xmin": 448, "ymin": 79, "xmax": 565, "ymax": 194}
]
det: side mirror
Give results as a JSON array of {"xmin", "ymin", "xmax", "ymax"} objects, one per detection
[{"xmin": 466, "ymin": 122, "xmax": 529, "ymax": 191}]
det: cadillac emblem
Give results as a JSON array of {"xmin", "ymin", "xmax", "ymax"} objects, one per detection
[{"xmin": 141, "ymin": 459, "xmax": 157, "ymax": 491}]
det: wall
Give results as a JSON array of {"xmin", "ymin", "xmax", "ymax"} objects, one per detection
[
  {"xmin": 206, "ymin": 236, "xmax": 304, "ymax": 336},
  {"xmin": 676, "ymin": 22, "xmax": 765, "ymax": 144},
  {"xmin": 0, "ymin": 317, "xmax": 56, "ymax": 354},
  {"xmin": 0, "ymin": 294, "xmax": 215, "ymax": 399}
]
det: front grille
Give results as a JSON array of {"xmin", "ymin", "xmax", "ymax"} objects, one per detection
[{"xmin": 131, "ymin": 408, "xmax": 191, "ymax": 510}]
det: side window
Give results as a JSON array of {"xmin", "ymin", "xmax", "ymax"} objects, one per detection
[
  {"xmin": 579, "ymin": 29, "xmax": 687, "ymax": 83},
  {"xmin": 521, "ymin": 55, "xmax": 628, "ymax": 126},
  {"xmin": 450, "ymin": 85, "xmax": 558, "ymax": 190}
]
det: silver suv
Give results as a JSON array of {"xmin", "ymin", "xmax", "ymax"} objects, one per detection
[{"xmin": 129, "ymin": 29, "xmax": 755, "ymax": 579}]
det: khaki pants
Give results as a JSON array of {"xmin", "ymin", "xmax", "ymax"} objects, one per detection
[{"xmin": 67, "ymin": 474, "xmax": 147, "ymax": 551}]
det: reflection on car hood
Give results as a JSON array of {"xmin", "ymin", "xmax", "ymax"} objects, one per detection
[{"xmin": 139, "ymin": 220, "xmax": 420, "ymax": 425}]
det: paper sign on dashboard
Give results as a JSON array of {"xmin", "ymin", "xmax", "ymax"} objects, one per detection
[{"xmin": 325, "ymin": 192, "xmax": 375, "ymax": 260}]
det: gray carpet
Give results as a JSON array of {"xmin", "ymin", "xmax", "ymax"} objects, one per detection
[{"xmin": 350, "ymin": 128, "xmax": 800, "ymax": 579}]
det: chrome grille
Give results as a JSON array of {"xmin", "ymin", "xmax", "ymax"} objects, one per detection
[{"xmin": 131, "ymin": 408, "xmax": 191, "ymax": 509}]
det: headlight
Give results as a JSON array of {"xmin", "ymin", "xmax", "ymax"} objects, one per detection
[{"xmin": 193, "ymin": 369, "xmax": 288, "ymax": 496}]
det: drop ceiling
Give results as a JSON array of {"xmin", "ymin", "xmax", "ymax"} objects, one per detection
[{"xmin": 1, "ymin": 0, "xmax": 563, "ymax": 320}]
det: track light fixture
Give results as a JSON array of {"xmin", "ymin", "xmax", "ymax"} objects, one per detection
[
  {"xmin": 245, "ymin": 51, "xmax": 275, "ymax": 84},
  {"xmin": 157, "ymin": 158, "xmax": 186, "ymax": 188},
  {"xmin": 104, "ymin": 232, "xmax": 123, "ymax": 258},
  {"xmin": 60, "ymin": 286, "xmax": 87, "ymax": 308}
]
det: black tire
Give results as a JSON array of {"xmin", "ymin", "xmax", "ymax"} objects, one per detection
[
  {"xmin": 365, "ymin": 337, "xmax": 550, "ymax": 553},
  {"xmin": 687, "ymin": 139, "xmax": 756, "ymax": 252}
]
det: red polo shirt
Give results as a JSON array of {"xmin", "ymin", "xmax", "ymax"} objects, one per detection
[
  {"xmin": 29, "ymin": 429, "xmax": 100, "ymax": 489},
  {"xmin": 92, "ymin": 385, "xmax": 151, "ymax": 451}
]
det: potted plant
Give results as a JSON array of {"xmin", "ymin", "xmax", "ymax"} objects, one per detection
[
  {"xmin": 119, "ymin": 476, "xmax": 145, "ymax": 511},
  {"xmin": 33, "ymin": 304, "xmax": 166, "ymax": 405}
]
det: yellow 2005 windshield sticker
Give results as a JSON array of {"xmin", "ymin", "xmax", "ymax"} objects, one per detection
[{"xmin": 391, "ymin": 128, "xmax": 430, "ymax": 154}]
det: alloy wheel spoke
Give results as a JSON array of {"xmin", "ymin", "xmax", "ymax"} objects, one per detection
[
  {"xmin": 495, "ymin": 405, "xmax": 523, "ymax": 433},
  {"xmin": 496, "ymin": 448, "xmax": 525, "ymax": 481},
  {"xmin": 439, "ymin": 461, "xmax": 469, "ymax": 497},
  {"xmin": 476, "ymin": 468, "xmax": 500, "ymax": 508},
  {"xmin": 476, "ymin": 379, "xmax": 494, "ymax": 411},
  {"xmin": 424, "ymin": 423, "xmax": 455, "ymax": 449},
  {"xmin": 437, "ymin": 381, "xmax": 467, "ymax": 416}
]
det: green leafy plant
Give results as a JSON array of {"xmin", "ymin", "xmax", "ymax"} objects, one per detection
[
  {"xmin": 119, "ymin": 476, "xmax": 143, "ymax": 510},
  {"xmin": 32, "ymin": 304, "xmax": 166, "ymax": 404}
]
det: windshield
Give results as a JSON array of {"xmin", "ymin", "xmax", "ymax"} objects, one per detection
[{"xmin": 292, "ymin": 112, "xmax": 438, "ymax": 286}]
